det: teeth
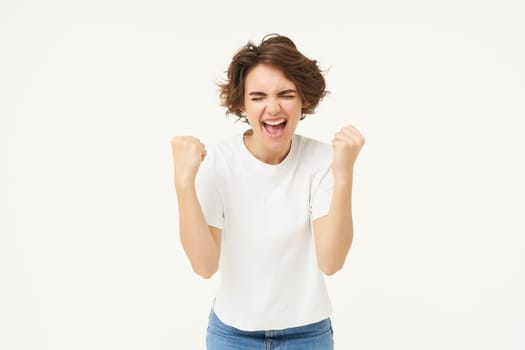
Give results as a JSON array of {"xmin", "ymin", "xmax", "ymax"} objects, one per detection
[{"xmin": 263, "ymin": 119, "xmax": 286, "ymax": 126}]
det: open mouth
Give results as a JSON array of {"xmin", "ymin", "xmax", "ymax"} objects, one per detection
[{"xmin": 262, "ymin": 119, "xmax": 287, "ymax": 138}]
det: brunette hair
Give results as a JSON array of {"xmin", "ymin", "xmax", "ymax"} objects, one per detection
[{"xmin": 218, "ymin": 34, "xmax": 328, "ymax": 122}]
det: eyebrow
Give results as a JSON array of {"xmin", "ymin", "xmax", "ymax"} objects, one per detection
[{"xmin": 248, "ymin": 89, "xmax": 297, "ymax": 96}]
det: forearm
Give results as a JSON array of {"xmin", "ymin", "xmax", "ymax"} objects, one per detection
[
  {"xmin": 175, "ymin": 182, "xmax": 220, "ymax": 278},
  {"xmin": 315, "ymin": 176, "xmax": 354, "ymax": 275}
]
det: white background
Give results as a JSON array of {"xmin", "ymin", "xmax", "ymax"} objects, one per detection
[{"xmin": 2, "ymin": 0, "xmax": 524, "ymax": 349}]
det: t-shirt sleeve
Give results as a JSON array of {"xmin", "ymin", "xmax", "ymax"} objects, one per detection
[
  {"xmin": 194, "ymin": 151, "xmax": 224, "ymax": 230},
  {"xmin": 310, "ymin": 164, "xmax": 334, "ymax": 221}
]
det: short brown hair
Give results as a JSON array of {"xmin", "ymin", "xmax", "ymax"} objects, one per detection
[{"xmin": 218, "ymin": 34, "xmax": 328, "ymax": 122}]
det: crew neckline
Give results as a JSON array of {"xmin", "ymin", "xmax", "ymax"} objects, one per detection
[{"xmin": 238, "ymin": 130, "xmax": 299, "ymax": 175}]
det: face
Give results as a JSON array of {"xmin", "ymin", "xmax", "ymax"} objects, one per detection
[{"xmin": 241, "ymin": 63, "xmax": 304, "ymax": 159}]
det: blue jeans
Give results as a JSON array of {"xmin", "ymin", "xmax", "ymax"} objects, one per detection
[{"xmin": 206, "ymin": 308, "xmax": 334, "ymax": 350}]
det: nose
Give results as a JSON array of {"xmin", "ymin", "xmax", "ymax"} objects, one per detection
[{"xmin": 266, "ymin": 98, "xmax": 281, "ymax": 116}]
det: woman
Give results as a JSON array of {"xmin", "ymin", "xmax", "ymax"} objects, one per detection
[{"xmin": 171, "ymin": 34, "xmax": 364, "ymax": 349}]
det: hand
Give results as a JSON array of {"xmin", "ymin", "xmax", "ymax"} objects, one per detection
[
  {"xmin": 170, "ymin": 136, "xmax": 207, "ymax": 188},
  {"xmin": 331, "ymin": 125, "xmax": 365, "ymax": 183}
]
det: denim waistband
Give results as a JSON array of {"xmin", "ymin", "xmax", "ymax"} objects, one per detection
[{"xmin": 208, "ymin": 307, "xmax": 332, "ymax": 338}]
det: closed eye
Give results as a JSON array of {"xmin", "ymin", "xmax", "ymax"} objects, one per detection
[{"xmin": 252, "ymin": 95, "xmax": 294, "ymax": 101}]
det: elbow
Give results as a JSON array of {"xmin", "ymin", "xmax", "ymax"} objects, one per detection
[
  {"xmin": 319, "ymin": 261, "xmax": 344, "ymax": 276},
  {"xmin": 320, "ymin": 265, "xmax": 342, "ymax": 276},
  {"xmin": 192, "ymin": 264, "xmax": 218, "ymax": 279}
]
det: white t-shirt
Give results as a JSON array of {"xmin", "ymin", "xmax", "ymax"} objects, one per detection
[{"xmin": 194, "ymin": 131, "xmax": 335, "ymax": 331}]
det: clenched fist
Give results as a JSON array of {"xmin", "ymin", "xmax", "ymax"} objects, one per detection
[
  {"xmin": 331, "ymin": 125, "xmax": 365, "ymax": 183},
  {"xmin": 170, "ymin": 136, "xmax": 207, "ymax": 188}
]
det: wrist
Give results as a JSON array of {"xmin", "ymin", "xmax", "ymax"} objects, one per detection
[
  {"xmin": 333, "ymin": 171, "xmax": 353, "ymax": 187},
  {"xmin": 334, "ymin": 180, "xmax": 353, "ymax": 192},
  {"xmin": 174, "ymin": 177, "xmax": 195, "ymax": 191}
]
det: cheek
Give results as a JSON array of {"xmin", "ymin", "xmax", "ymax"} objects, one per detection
[
  {"xmin": 244, "ymin": 104, "xmax": 263, "ymax": 120},
  {"xmin": 284, "ymin": 101, "xmax": 303, "ymax": 114},
  {"xmin": 246, "ymin": 103, "xmax": 264, "ymax": 114}
]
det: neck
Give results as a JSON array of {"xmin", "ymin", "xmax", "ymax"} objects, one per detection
[{"xmin": 243, "ymin": 132, "xmax": 292, "ymax": 165}]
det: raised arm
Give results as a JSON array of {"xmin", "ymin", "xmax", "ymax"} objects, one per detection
[
  {"xmin": 171, "ymin": 136, "xmax": 221, "ymax": 278},
  {"xmin": 313, "ymin": 125, "xmax": 365, "ymax": 275}
]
